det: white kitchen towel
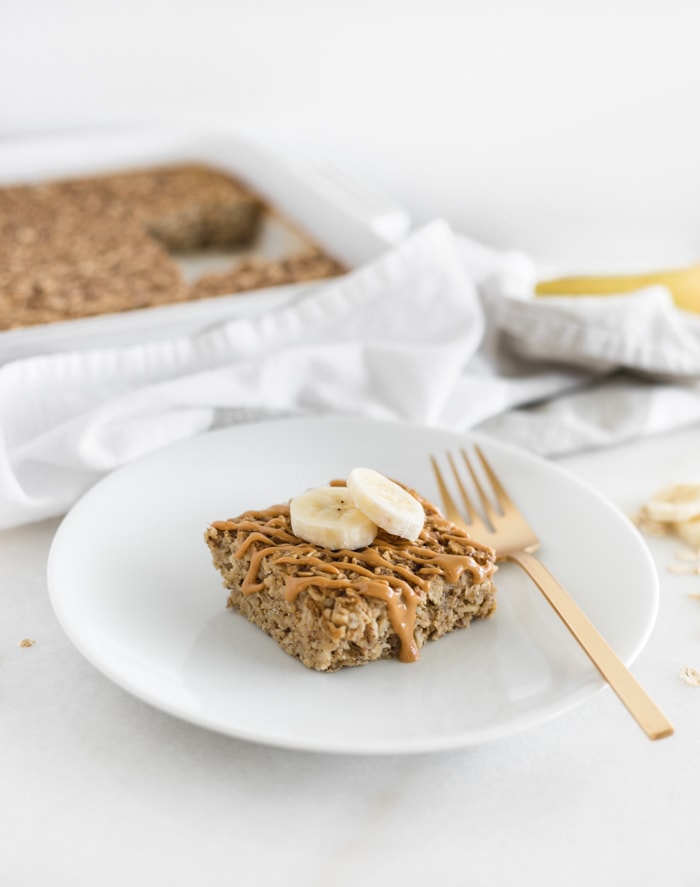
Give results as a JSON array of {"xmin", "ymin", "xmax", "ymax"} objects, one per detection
[{"xmin": 1, "ymin": 219, "xmax": 699, "ymax": 529}]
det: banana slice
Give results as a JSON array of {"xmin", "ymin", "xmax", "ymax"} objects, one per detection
[
  {"xmin": 347, "ymin": 467, "xmax": 425, "ymax": 541},
  {"xmin": 644, "ymin": 483, "xmax": 700, "ymax": 523},
  {"xmin": 673, "ymin": 515, "xmax": 700, "ymax": 550},
  {"xmin": 290, "ymin": 486, "xmax": 377, "ymax": 551}
]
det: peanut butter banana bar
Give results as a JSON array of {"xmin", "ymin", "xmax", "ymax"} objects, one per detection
[{"xmin": 205, "ymin": 485, "xmax": 497, "ymax": 672}]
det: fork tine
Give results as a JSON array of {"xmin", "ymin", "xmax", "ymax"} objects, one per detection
[
  {"xmin": 430, "ymin": 455, "xmax": 464, "ymax": 527},
  {"xmin": 473, "ymin": 444, "xmax": 517, "ymax": 514},
  {"xmin": 446, "ymin": 451, "xmax": 489, "ymax": 536},
  {"xmin": 459, "ymin": 448, "xmax": 500, "ymax": 529}
]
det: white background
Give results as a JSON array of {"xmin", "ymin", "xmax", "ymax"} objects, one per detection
[
  {"xmin": 2, "ymin": 0, "xmax": 700, "ymax": 269},
  {"xmin": 2, "ymin": 4, "xmax": 700, "ymax": 886}
]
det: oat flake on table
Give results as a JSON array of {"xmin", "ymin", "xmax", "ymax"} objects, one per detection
[{"xmin": 679, "ymin": 666, "xmax": 700, "ymax": 687}]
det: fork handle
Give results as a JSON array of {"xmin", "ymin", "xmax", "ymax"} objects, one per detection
[{"xmin": 508, "ymin": 551, "xmax": 674, "ymax": 740}]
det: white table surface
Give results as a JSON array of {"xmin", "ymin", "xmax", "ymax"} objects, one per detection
[{"xmin": 2, "ymin": 421, "xmax": 699, "ymax": 887}]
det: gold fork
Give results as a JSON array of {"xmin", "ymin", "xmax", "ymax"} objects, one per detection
[{"xmin": 431, "ymin": 445, "xmax": 674, "ymax": 741}]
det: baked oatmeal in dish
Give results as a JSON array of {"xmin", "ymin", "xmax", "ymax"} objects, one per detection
[
  {"xmin": 204, "ymin": 472, "xmax": 497, "ymax": 672},
  {"xmin": 0, "ymin": 163, "xmax": 345, "ymax": 330}
]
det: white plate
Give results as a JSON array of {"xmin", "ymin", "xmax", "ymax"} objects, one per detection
[{"xmin": 47, "ymin": 417, "xmax": 658, "ymax": 754}]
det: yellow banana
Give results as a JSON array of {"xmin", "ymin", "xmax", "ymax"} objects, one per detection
[{"xmin": 535, "ymin": 264, "xmax": 700, "ymax": 313}]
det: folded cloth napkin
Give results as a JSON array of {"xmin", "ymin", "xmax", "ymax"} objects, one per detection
[{"xmin": 1, "ymin": 219, "xmax": 700, "ymax": 529}]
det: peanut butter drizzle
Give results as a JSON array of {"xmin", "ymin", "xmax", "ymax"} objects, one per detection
[
  {"xmin": 212, "ymin": 501, "xmax": 494, "ymax": 663},
  {"xmin": 283, "ymin": 573, "xmax": 420, "ymax": 663}
]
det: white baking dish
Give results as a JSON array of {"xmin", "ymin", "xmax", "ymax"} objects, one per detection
[{"xmin": 0, "ymin": 127, "xmax": 410, "ymax": 363}]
